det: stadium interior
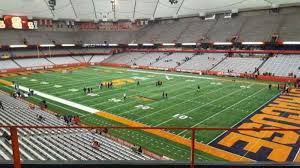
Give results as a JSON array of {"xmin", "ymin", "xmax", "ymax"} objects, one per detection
[{"xmin": 1, "ymin": 0, "xmax": 300, "ymax": 168}]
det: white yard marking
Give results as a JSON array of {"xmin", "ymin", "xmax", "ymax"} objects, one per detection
[
  {"xmin": 30, "ymin": 79, "xmax": 37, "ymax": 82},
  {"xmin": 108, "ymin": 98, "xmax": 122, "ymax": 103},
  {"xmin": 132, "ymin": 84, "xmax": 232, "ymax": 120},
  {"xmin": 127, "ymin": 69, "xmax": 215, "ymax": 80},
  {"xmin": 135, "ymin": 105, "xmax": 152, "ymax": 110},
  {"xmin": 17, "ymin": 85, "xmax": 98, "ymax": 113},
  {"xmin": 68, "ymin": 89, "xmax": 79, "ymax": 92},
  {"xmin": 87, "ymin": 93, "xmax": 98, "ymax": 97},
  {"xmin": 131, "ymin": 76, "xmax": 149, "ymax": 80},
  {"xmin": 154, "ymin": 86, "xmax": 253, "ymax": 127},
  {"xmin": 177, "ymin": 87, "xmax": 266, "ymax": 136},
  {"xmin": 207, "ymin": 92, "xmax": 280, "ymax": 145},
  {"xmin": 165, "ymin": 75, "xmax": 173, "ymax": 80},
  {"xmin": 40, "ymin": 82, "xmax": 49, "ymax": 85},
  {"xmin": 172, "ymin": 114, "xmax": 191, "ymax": 120},
  {"xmin": 54, "ymin": 85, "xmax": 63, "ymax": 88},
  {"xmin": 240, "ymin": 85, "xmax": 251, "ymax": 89}
]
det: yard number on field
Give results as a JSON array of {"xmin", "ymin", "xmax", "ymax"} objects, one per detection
[{"xmin": 172, "ymin": 114, "xmax": 191, "ymax": 120}]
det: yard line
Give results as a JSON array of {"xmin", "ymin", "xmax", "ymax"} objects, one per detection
[
  {"xmin": 177, "ymin": 87, "xmax": 266, "ymax": 136},
  {"xmin": 78, "ymin": 76, "xmax": 200, "ymax": 107},
  {"xmin": 19, "ymin": 68, "xmax": 131, "ymax": 91},
  {"xmin": 207, "ymin": 92, "xmax": 280, "ymax": 145},
  {"xmin": 132, "ymin": 84, "xmax": 235, "ymax": 120},
  {"xmin": 154, "ymin": 85, "xmax": 254, "ymax": 127},
  {"xmin": 127, "ymin": 69, "xmax": 215, "ymax": 80},
  {"xmin": 91, "ymin": 77, "xmax": 210, "ymax": 110}
]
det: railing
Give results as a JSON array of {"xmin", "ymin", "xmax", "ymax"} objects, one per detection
[{"xmin": 2, "ymin": 125, "xmax": 300, "ymax": 168}]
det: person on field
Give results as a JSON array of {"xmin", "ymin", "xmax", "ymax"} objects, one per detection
[
  {"xmin": 137, "ymin": 81, "xmax": 140, "ymax": 86},
  {"xmin": 268, "ymin": 84, "xmax": 272, "ymax": 90},
  {"xmin": 123, "ymin": 93, "xmax": 127, "ymax": 100},
  {"xmin": 83, "ymin": 87, "xmax": 87, "ymax": 94},
  {"xmin": 197, "ymin": 85, "xmax": 200, "ymax": 92},
  {"xmin": 162, "ymin": 91, "xmax": 165, "ymax": 98},
  {"xmin": 165, "ymin": 93, "xmax": 168, "ymax": 99}
]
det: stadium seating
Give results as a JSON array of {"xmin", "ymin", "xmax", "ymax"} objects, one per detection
[
  {"xmin": 0, "ymin": 9, "xmax": 300, "ymax": 45},
  {"xmin": 0, "ymin": 60, "xmax": 20, "ymax": 70},
  {"xmin": 178, "ymin": 53, "xmax": 226, "ymax": 71},
  {"xmin": 0, "ymin": 93, "xmax": 152, "ymax": 160},
  {"xmin": 134, "ymin": 52, "xmax": 169, "ymax": 66},
  {"xmin": 46, "ymin": 57, "xmax": 79, "ymax": 65},
  {"xmin": 258, "ymin": 54, "xmax": 300, "ymax": 77},
  {"xmin": 103, "ymin": 52, "xmax": 147, "ymax": 65},
  {"xmin": 89, "ymin": 55, "xmax": 110, "ymax": 63},
  {"xmin": 238, "ymin": 13, "xmax": 283, "ymax": 41},
  {"xmin": 152, "ymin": 53, "xmax": 194, "ymax": 68},
  {"xmin": 212, "ymin": 57, "xmax": 264, "ymax": 74},
  {"xmin": 14, "ymin": 58, "xmax": 53, "ymax": 68}
]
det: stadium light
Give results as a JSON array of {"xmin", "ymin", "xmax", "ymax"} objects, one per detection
[
  {"xmin": 9, "ymin": 44, "xmax": 28, "ymax": 48},
  {"xmin": 181, "ymin": 43, "xmax": 197, "ymax": 46},
  {"xmin": 108, "ymin": 44, "xmax": 119, "ymax": 47},
  {"xmin": 61, "ymin": 44, "xmax": 75, "ymax": 47},
  {"xmin": 143, "ymin": 43, "xmax": 154, "ymax": 46},
  {"xmin": 128, "ymin": 43, "xmax": 138, "ymax": 46},
  {"xmin": 213, "ymin": 42, "xmax": 232, "ymax": 45},
  {"xmin": 162, "ymin": 43, "xmax": 175, "ymax": 46},
  {"xmin": 40, "ymin": 44, "xmax": 55, "ymax": 47},
  {"xmin": 242, "ymin": 42, "xmax": 264, "ymax": 45},
  {"xmin": 282, "ymin": 41, "xmax": 300, "ymax": 45}
]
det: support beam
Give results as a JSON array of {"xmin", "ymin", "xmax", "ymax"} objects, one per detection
[
  {"xmin": 11, "ymin": 127, "xmax": 21, "ymax": 168},
  {"xmin": 69, "ymin": 0, "xmax": 78, "ymax": 19},
  {"xmin": 91, "ymin": 0, "xmax": 98, "ymax": 20},
  {"xmin": 133, "ymin": 0, "xmax": 137, "ymax": 19},
  {"xmin": 152, "ymin": 0, "xmax": 160, "ymax": 19},
  {"xmin": 44, "ymin": 0, "xmax": 55, "ymax": 18},
  {"xmin": 176, "ymin": 0, "xmax": 185, "ymax": 15}
]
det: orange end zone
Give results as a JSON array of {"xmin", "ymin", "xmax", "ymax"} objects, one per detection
[{"xmin": 95, "ymin": 111, "xmax": 253, "ymax": 162}]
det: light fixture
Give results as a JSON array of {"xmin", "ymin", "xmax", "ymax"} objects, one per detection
[
  {"xmin": 242, "ymin": 42, "xmax": 264, "ymax": 45},
  {"xmin": 61, "ymin": 44, "xmax": 75, "ymax": 47},
  {"xmin": 162, "ymin": 43, "xmax": 175, "ymax": 46},
  {"xmin": 40, "ymin": 44, "xmax": 55, "ymax": 47},
  {"xmin": 181, "ymin": 43, "xmax": 197, "ymax": 46},
  {"xmin": 213, "ymin": 42, "xmax": 232, "ymax": 45},
  {"xmin": 9, "ymin": 45, "xmax": 28, "ymax": 48},
  {"xmin": 282, "ymin": 41, "xmax": 300, "ymax": 45}
]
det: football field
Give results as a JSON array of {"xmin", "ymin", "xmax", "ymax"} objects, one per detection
[{"xmin": 0, "ymin": 66, "xmax": 280, "ymax": 161}]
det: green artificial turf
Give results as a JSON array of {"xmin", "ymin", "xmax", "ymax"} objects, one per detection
[{"xmin": 0, "ymin": 66, "xmax": 280, "ymax": 161}]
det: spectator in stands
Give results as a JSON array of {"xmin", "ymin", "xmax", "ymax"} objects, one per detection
[
  {"xmin": 0, "ymin": 130, "xmax": 11, "ymax": 143},
  {"xmin": 36, "ymin": 114, "xmax": 45, "ymax": 122},
  {"xmin": 0, "ymin": 100, "xmax": 4, "ymax": 110},
  {"xmin": 91, "ymin": 139, "xmax": 100, "ymax": 150},
  {"xmin": 138, "ymin": 146, "xmax": 142, "ymax": 154}
]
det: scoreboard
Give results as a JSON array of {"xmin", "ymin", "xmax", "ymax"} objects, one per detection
[{"xmin": 0, "ymin": 16, "xmax": 37, "ymax": 30}]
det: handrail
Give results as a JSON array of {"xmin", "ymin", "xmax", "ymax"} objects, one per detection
[{"xmin": 3, "ymin": 125, "xmax": 300, "ymax": 168}]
